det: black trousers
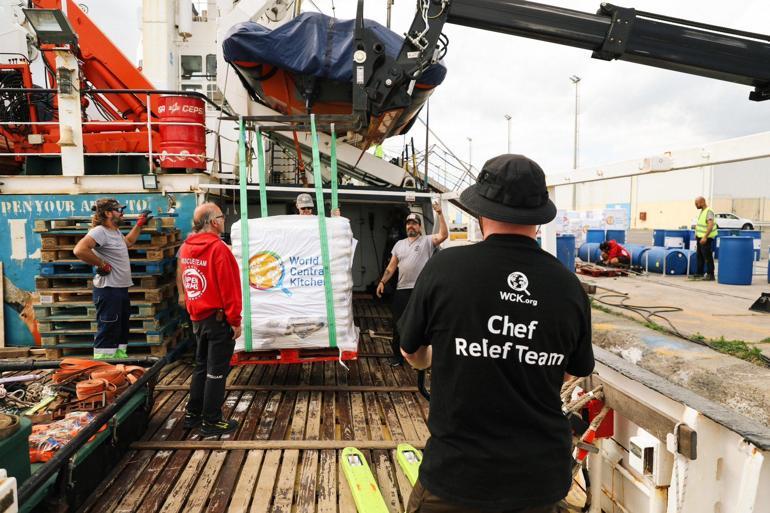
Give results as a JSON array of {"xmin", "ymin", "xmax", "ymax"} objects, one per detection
[
  {"xmin": 390, "ymin": 288, "xmax": 413, "ymax": 359},
  {"xmin": 406, "ymin": 480, "xmax": 558, "ymax": 513},
  {"xmin": 696, "ymin": 238, "xmax": 715, "ymax": 277},
  {"xmin": 187, "ymin": 313, "xmax": 236, "ymax": 422},
  {"xmin": 93, "ymin": 287, "xmax": 130, "ymax": 352}
]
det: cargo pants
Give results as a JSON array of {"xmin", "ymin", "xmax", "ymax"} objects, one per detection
[
  {"xmin": 93, "ymin": 286, "xmax": 130, "ymax": 358},
  {"xmin": 187, "ymin": 312, "xmax": 236, "ymax": 423}
]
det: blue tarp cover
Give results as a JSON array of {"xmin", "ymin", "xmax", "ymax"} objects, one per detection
[{"xmin": 223, "ymin": 12, "xmax": 447, "ymax": 86}]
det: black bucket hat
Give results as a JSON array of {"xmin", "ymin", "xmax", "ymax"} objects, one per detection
[{"xmin": 459, "ymin": 154, "xmax": 556, "ymax": 225}]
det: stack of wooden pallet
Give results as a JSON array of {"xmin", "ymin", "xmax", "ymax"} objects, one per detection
[{"xmin": 33, "ymin": 214, "xmax": 184, "ymax": 359}]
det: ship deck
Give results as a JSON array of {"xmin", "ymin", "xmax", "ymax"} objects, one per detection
[{"xmin": 79, "ymin": 299, "xmax": 429, "ymax": 513}]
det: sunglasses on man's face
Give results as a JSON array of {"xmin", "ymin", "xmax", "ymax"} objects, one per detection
[{"xmin": 109, "ymin": 206, "xmax": 126, "ymax": 213}]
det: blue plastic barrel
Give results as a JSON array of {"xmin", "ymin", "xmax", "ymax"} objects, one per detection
[
  {"xmin": 578, "ymin": 243, "xmax": 602, "ymax": 263},
  {"xmin": 652, "ymin": 229, "xmax": 665, "ymax": 247},
  {"xmin": 625, "ymin": 244, "xmax": 650, "ymax": 266},
  {"xmin": 718, "ymin": 236, "xmax": 754, "ymax": 285},
  {"xmin": 641, "ymin": 247, "xmax": 691, "ymax": 275},
  {"xmin": 742, "ymin": 230, "xmax": 761, "ymax": 261},
  {"xmin": 679, "ymin": 249, "xmax": 698, "ymax": 275},
  {"xmin": 605, "ymin": 229, "xmax": 626, "ymax": 244},
  {"xmin": 716, "ymin": 230, "xmax": 739, "ymax": 259},
  {"xmin": 586, "ymin": 229, "xmax": 606, "ymax": 244},
  {"xmin": 664, "ymin": 229, "xmax": 688, "ymax": 249},
  {"xmin": 556, "ymin": 235, "xmax": 576, "ymax": 271}
]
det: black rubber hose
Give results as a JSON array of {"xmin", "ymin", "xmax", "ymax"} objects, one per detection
[{"xmin": 0, "ymin": 357, "xmax": 159, "ymax": 372}]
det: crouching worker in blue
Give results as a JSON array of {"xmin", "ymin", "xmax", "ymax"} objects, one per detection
[
  {"xmin": 399, "ymin": 155, "xmax": 595, "ymax": 513},
  {"xmin": 74, "ymin": 198, "xmax": 153, "ymax": 359}
]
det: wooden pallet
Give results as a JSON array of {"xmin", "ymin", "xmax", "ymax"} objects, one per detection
[
  {"xmin": 38, "ymin": 316, "xmax": 179, "ymax": 336},
  {"xmin": 40, "ymin": 229, "xmax": 181, "ymax": 249},
  {"xmin": 34, "ymin": 216, "xmax": 178, "ymax": 233},
  {"xmin": 42, "ymin": 243, "xmax": 181, "ymax": 263},
  {"xmin": 36, "ymin": 274, "xmax": 165, "ymax": 290},
  {"xmin": 34, "ymin": 298, "xmax": 176, "ymax": 321},
  {"xmin": 39, "ymin": 258, "xmax": 175, "ymax": 277},
  {"xmin": 37, "ymin": 282, "xmax": 175, "ymax": 305},
  {"xmin": 41, "ymin": 328, "xmax": 185, "ymax": 359}
]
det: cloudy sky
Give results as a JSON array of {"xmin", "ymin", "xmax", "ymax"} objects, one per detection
[{"xmin": 89, "ymin": 0, "xmax": 770, "ymax": 176}]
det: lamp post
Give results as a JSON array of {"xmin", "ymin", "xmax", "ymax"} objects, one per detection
[
  {"xmin": 504, "ymin": 114, "xmax": 512, "ymax": 153},
  {"xmin": 569, "ymin": 75, "xmax": 581, "ymax": 170}
]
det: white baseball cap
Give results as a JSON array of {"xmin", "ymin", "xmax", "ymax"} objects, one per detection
[
  {"xmin": 296, "ymin": 193, "xmax": 314, "ymax": 209},
  {"xmin": 405, "ymin": 213, "xmax": 422, "ymax": 225}
]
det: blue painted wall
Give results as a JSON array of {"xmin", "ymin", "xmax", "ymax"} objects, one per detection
[{"xmin": 1, "ymin": 193, "xmax": 197, "ymax": 346}]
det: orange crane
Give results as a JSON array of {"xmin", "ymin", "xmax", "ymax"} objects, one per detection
[{"xmin": 0, "ymin": 0, "xmax": 161, "ymax": 167}]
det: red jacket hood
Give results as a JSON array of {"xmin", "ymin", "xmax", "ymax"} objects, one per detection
[{"xmin": 184, "ymin": 231, "xmax": 222, "ymax": 247}]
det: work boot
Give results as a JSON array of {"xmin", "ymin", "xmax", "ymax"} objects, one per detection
[
  {"xmin": 200, "ymin": 418, "xmax": 239, "ymax": 437},
  {"xmin": 687, "ymin": 275, "xmax": 703, "ymax": 281},
  {"xmin": 703, "ymin": 275, "xmax": 715, "ymax": 282},
  {"xmin": 183, "ymin": 412, "xmax": 202, "ymax": 429},
  {"xmin": 389, "ymin": 356, "xmax": 404, "ymax": 367}
]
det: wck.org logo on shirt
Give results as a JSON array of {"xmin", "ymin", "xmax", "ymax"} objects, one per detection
[{"xmin": 499, "ymin": 271, "xmax": 538, "ymax": 307}]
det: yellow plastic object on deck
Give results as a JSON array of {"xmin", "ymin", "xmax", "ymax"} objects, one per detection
[
  {"xmin": 341, "ymin": 447, "xmax": 389, "ymax": 513},
  {"xmin": 395, "ymin": 443, "xmax": 422, "ymax": 486}
]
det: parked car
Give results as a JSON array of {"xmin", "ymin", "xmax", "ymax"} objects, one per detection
[
  {"xmin": 689, "ymin": 213, "xmax": 755, "ymax": 231},
  {"xmin": 715, "ymin": 212, "xmax": 754, "ymax": 230}
]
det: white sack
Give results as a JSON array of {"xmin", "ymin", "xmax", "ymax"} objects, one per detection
[{"xmin": 231, "ymin": 215, "xmax": 359, "ymax": 352}]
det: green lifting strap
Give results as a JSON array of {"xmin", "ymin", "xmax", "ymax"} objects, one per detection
[
  {"xmin": 330, "ymin": 124, "xmax": 339, "ymax": 212},
  {"xmin": 238, "ymin": 117, "xmax": 254, "ymax": 352},
  {"xmin": 310, "ymin": 114, "xmax": 337, "ymax": 349},
  {"xmin": 257, "ymin": 128, "xmax": 268, "ymax": 218}
]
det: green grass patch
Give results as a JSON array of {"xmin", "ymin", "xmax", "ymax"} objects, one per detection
[
  {"xmin": 643, "ymin": 321, "xmax": 666, "ymax": 333},
  {"xmin": 708, "ymin": 337, "xmax": 766, "ymax": 366},
  {"xmin": 591, "ymin": 300, "xmax": 767, "ymax": 366}
]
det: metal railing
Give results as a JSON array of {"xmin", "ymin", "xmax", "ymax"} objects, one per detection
[{"xmin": 0, "ymin": 88, "xmax": 233, "ymax": 174}]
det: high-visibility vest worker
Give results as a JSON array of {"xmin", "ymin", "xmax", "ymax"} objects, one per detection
[{"xmin": 695, "ymin": 205, "xmax": 718, "ymax": 239}]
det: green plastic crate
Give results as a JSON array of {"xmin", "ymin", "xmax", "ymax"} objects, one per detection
[{"xmin": 0, "ymin": 416, "xmax": 32, "ymax": 485}]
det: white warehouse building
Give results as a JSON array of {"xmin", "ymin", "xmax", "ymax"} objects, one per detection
[{"xmin": 548, "ymin": 132, "xmax": 770, "ymax": 231}]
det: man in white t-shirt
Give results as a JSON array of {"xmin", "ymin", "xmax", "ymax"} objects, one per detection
[
  {"xmin": 74, "ymin": 198, "xmax": 152, "ymax": 359},
  {"xmin": 376, "ymin": 204, "xmax": 448, "ymax": 366}
]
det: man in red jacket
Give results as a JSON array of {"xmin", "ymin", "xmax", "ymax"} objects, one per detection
[
  {"xmin": 600, "ymin": 240, "xmax": 631, "ymax": 268},
  {"xmin": 177, "ymin": 202, "xmax": 242, "ymax": 437}
]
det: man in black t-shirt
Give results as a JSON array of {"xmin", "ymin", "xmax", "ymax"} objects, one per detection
[{"xmin": 399, "ymin": 154, "xmax": 595, "ymax": 513}]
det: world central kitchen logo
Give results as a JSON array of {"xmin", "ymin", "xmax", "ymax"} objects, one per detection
[
  {"xmin": 499, "ymin": 271, "xmax": 538, "ymax": 306},
  {"xmin": 248, "ymin": 252, "xmax": 324, "ymax": 295}
]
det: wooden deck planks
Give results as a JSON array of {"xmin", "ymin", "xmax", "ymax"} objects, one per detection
[
  {"xmin": 227, "ymin": 450, "xmax": 264, "ymax": 513},
  {"xmin": 85, "ymin": 299, "xmax": 430, "ymax": 513},
  {"xmin": 248, "ymin": 449, "xmax": 281, "ymax": 513},
  {"xmin": 270, "ymin": 450, "xmax": 299, "ymax": 513}
]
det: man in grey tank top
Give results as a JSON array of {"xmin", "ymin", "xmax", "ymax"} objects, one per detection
[
  {"xmin": 376, "ymin": 204, "xmax": 448, "ymax": 366},
  {"xmin": 74, "ymin": 198, "xmax": 152, "ymax": 359}
]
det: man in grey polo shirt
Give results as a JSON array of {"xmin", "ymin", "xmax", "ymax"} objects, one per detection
[
  {"xmin": 74, "ymin": 198, "xmax": 152, "ymax": 359},
  {"xmin": 377, "ymin": 204, "xmax": 448, "ymax": 366}
]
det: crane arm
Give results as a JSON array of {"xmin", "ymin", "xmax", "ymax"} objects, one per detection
[
  {"xmin": 355, "ymin": 0, "xmax": 770, "ymax": 123},
  {"xmin": 33, "ymin": 0, "xmax": 158, "ymax": 120}
]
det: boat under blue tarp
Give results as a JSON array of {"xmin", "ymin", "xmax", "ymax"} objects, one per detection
[{"xmin": 223, "ymin": 12, "xmax": 447, "ymax": 147}]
